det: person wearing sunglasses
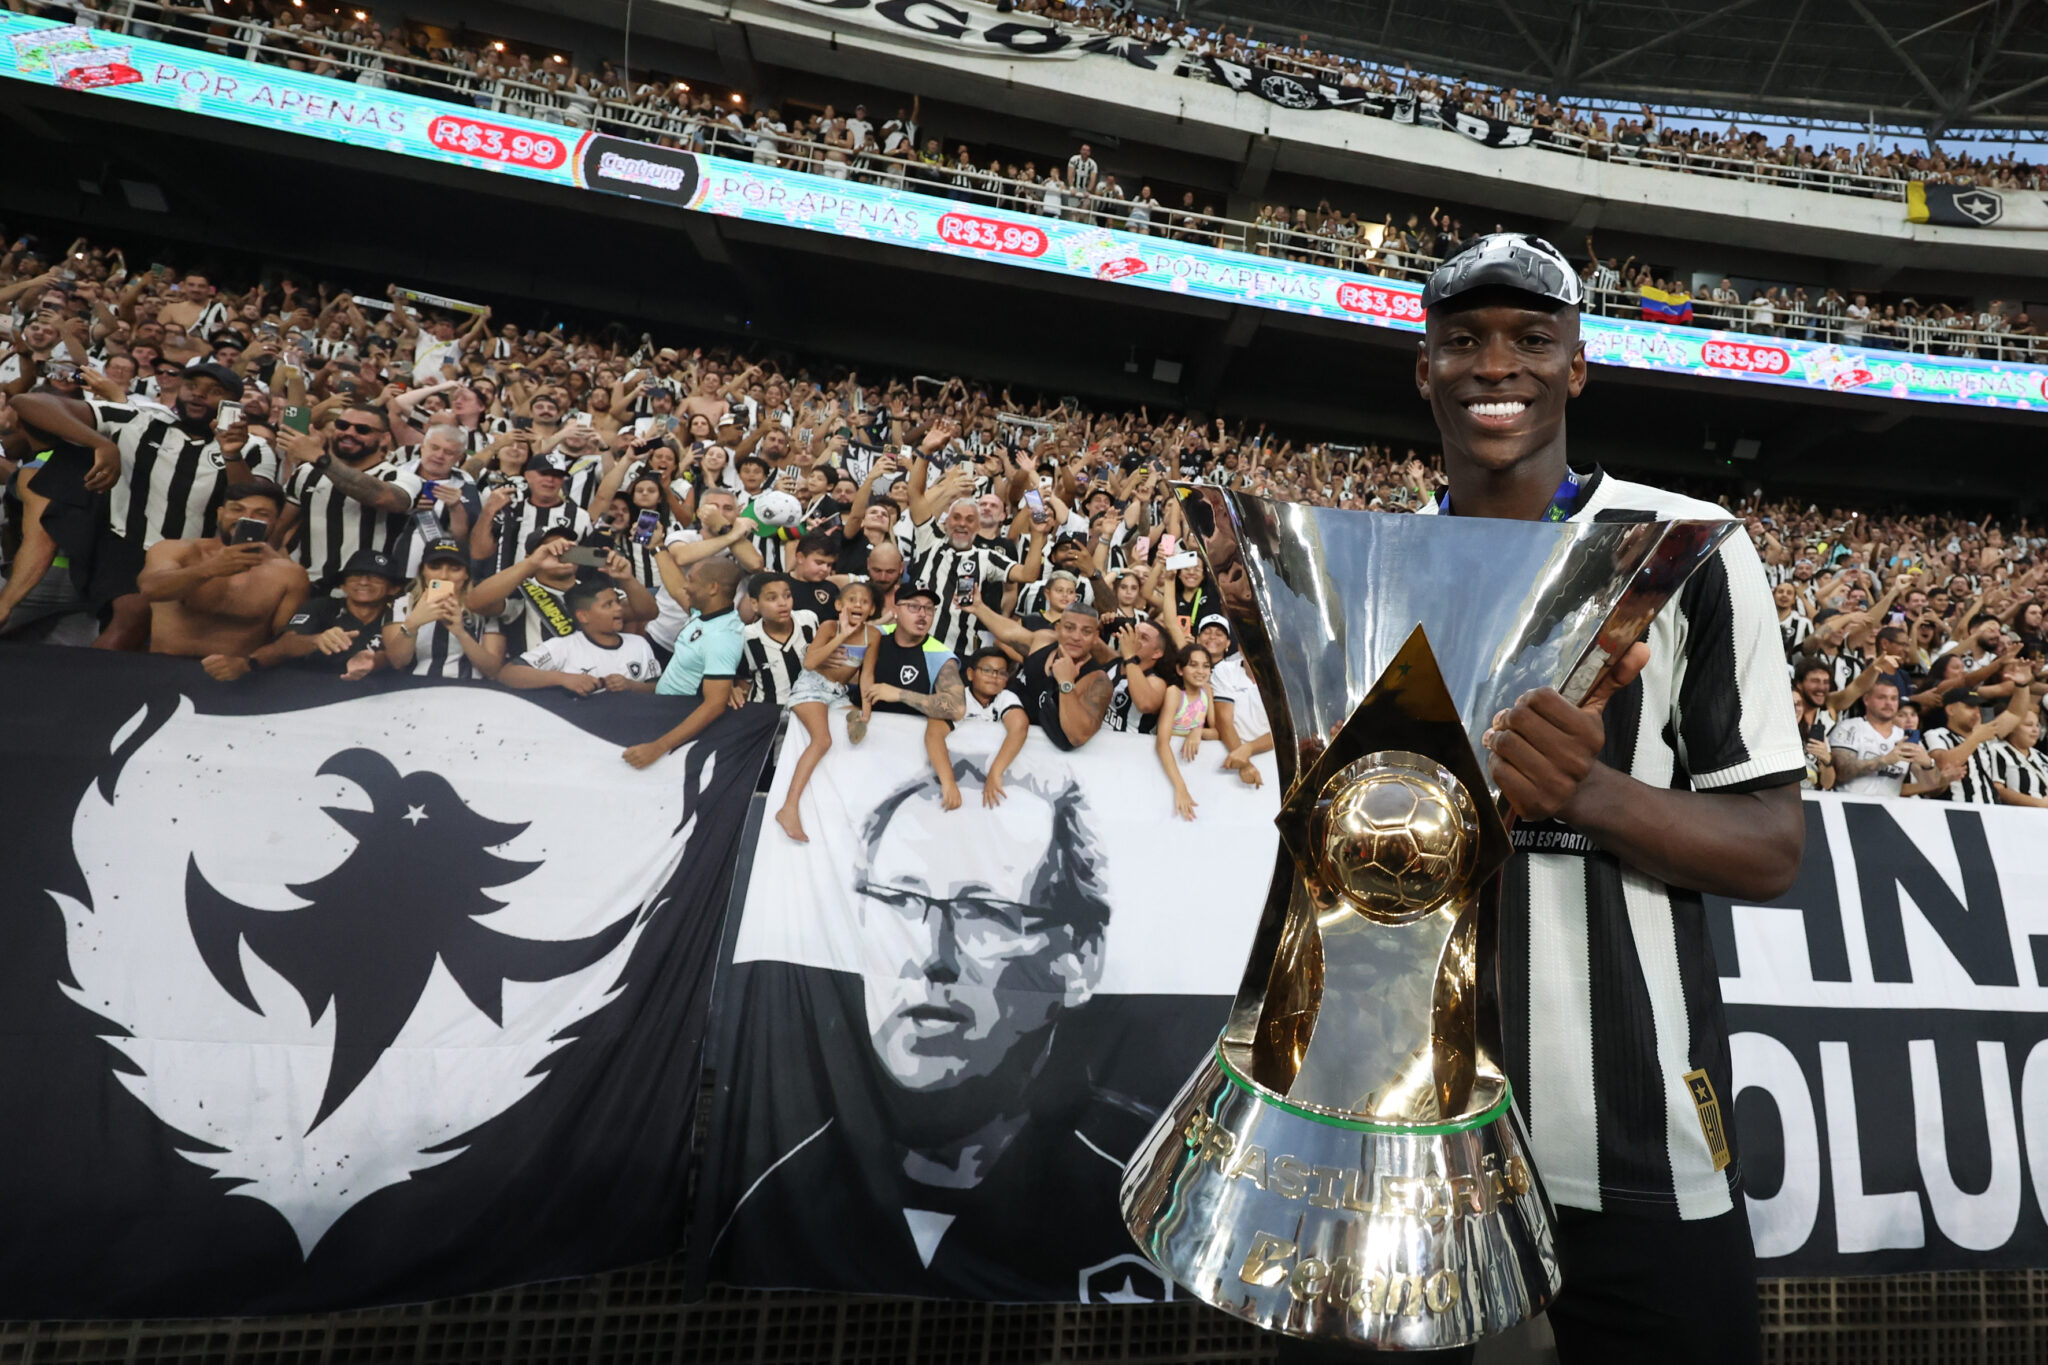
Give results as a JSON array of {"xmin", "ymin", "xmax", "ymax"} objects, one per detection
[{"xmin": 273, "ymin": 403, "xmax": 420, "ymax": 595}]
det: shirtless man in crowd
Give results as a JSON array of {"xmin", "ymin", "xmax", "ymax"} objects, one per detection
[{"xmin": 135, "ymin": 480, "xmax": 310, "ymax": 677}]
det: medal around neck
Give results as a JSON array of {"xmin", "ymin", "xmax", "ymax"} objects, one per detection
[{"xmin": 1120, "ymin": 490, "xmax": 1736, "ymax": 1350}]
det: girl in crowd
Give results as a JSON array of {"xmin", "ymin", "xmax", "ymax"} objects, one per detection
[
  {"xmin": 775, "ymin": 580, "xmax": 879, "ymax": 844},
  {"xmin": 1018, "ymin": 569, "xmax": 1080, "ymax": 635},
  {"xmin": 1155, "ymin": 644, "xmax": 1216, "ymax": 821}
]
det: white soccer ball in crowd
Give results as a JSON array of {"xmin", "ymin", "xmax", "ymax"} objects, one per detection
[{"xmin": 748, "ymin": 490, "xmax": 805, "ymax": 529}]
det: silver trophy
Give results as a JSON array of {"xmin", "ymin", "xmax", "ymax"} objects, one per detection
[{"xmin": 1120, "ymin": 491, "xmax": 1735, "ymax": 1350}]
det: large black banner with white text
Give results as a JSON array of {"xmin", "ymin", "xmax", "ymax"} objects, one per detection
[
  {"xmin": 697, "ymin": 713, "xmax": 1281, "ymax": 1301},
  {"xmin": 1712, "ymin": 794, "xmax": 2048, "ymax": 1277},
  {"xmin": 0, "ymin": 648, "xmax": 776, "ymax": 1318}
]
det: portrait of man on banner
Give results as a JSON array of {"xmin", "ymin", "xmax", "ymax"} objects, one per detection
[
  {"xmin": 710, "ymin": 746, "xmax": 1175, "ymax": 1300},
  {"xmin": 701, "ymin": 707, "xmax": 1286, "ymax": 1301}
]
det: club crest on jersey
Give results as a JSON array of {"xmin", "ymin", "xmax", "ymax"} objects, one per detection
[
  {"xmin": 899, "ymin": 665, "xmax": 920, "ymax": 685},
  {"xmin": 50, "ymin": 692, "xmax": 697, "ymax": 1257}
]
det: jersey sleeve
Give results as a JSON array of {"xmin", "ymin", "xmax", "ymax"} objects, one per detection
[
  {"xmin": 236, "ymin": 436, "xmax": 282, "ymax": 485},
  {"xmin": 87, "ymin": 398, "xmax": 139, "ymax": 432},
  {"xmin": 521, "ymin": 637, "xmax": 567, "ymax": 671},
  {"xmin": 1674, "ymin": 529, "xmax": 1807, "ymax": 792},
  {"xmin": 384, "ymin": 466, "xmax": 426, "ymax": 501},
  {"xmin": 286, "ymin": 599, "xmax": 336, "ymax": 635}
]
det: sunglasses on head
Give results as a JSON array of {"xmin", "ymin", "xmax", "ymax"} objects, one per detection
[{"xmin": 332, "ymin": 418, "xmax": 383, "ymax": 435}]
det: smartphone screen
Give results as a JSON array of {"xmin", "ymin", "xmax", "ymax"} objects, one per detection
[{"xmin": 1024, "ymin": 488, "xmax": 1046, "ymax": 518}]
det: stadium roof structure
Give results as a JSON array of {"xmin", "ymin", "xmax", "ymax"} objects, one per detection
[{"xmin": 1183, "ymin": 0, "xmax": 2048, "ymax": 136}]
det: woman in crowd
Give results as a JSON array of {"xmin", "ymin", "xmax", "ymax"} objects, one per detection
[
  {"xmin": 1154, "ymin": 643, "xmax": 1217, "ymax": 821},
  {"xmin": 381, "ymin": 542, "xmax": 507, "ymax": 680}
]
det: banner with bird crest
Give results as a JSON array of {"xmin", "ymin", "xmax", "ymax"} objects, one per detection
[{"xmin": 0, "ymin": 647, "xmax": 776, "ymax": 1317}]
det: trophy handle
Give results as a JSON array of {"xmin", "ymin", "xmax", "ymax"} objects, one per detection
[{"xmin": 1555, "ymin": 519, "xmax": 1739, "ymax": 707}]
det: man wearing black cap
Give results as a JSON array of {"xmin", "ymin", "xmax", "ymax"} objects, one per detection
[
  {"xmin": 849, "ymin": 582, "xmax": 966, "ymax": 743},
  {"xmin": 267, "ymin": 547, "xmax": 403, "ymax": 679},
  {"xmin": 1390, "ymin": 234, "xmax": 1805, "ymax": 1365},
  {"xmin": 10, "ymin": 358, "xmax": 277, "ymax": 648},
  {"xmin": 274, "ymin": 403, "xmax": 420, "ymax": 595},
  {"xmin": 474, "ymin": 449, "xmax": 592, "ymax": 574}
]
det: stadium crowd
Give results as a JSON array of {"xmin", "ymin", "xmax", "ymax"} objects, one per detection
[
  {"xmin": 2, "ymin": 228, "xmax": 2044, "ymax": 811},
  {"xmin": 73, "ymin": 0, "xmax": 2037, "ymax": 360},
  {"xmin": 71, "ymin": 0, "xmax": 2046, "ymax": 205}
]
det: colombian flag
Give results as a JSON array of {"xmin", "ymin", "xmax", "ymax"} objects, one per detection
[{"xmin": 1639, "ymin": 285, "xmax": 1693, "ymax": 324}]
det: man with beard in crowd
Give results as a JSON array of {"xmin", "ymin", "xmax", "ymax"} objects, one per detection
[
  {"xmin": 275, "ymin": 403, "xmax": 419, "ymax": 594},
  {"xmin": 10, "ymin": 359, "xmax": 273, "ymax": 648},
  {"xmin": 848, "ymin": 541, "xmax": 907, "ymax": 624}
]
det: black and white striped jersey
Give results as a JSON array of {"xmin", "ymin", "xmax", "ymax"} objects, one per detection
[
  {"xmin": 564, "ymin": 454, "xmax": 609, "ymax": 512},
  {"xmin": 282, "ymin": 458, "xmax": 424, "ymax": 589},
  {"xmin": 741, "ymin": 611, "xmax": 819, "ymax": 705},
  {"xmin": 389, "ymin": 592, "xmax": 503, "ymax": 680},
  {"xmin": 90, "ymin": 400, "xmax": 280, "ymax": 548},
  {"xmin": 1979, "ymin": 738, "xmax": 2048, "ymax": 803},
  {"xmin": 484, "ymin": 496, "xmax": 592, "ymax": 574},
  {"xmin": 1778, "ymin": 611, "xmax": 1813, "ymax": 659},
  {"xmin": 490, "ymin": 580, "xmax": 580, "ymax": 658},
  {"xmin": 1421, "ymin": 469, "xmax": 1804, "ymax": 1222},
  {"xmin": 1924, "ymin": 726, "xmax": 1999, "ymax": 805},
  {"xmin": 909, "ymin": 519, "xmax": 1018, "ymax": 655}
]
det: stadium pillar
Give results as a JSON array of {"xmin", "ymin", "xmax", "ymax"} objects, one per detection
[{"xmin": 1227, "ymin": 135, "xmax": 1279, "ymax": 223}]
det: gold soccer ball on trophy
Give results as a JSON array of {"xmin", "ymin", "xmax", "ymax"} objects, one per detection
[{"xmin": 1320, "ymin": 753, "xmax": 1478, "ymax": 921}]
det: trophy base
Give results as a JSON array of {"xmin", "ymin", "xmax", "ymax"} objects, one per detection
[{"xmin": 1120, "ymin": 1047, "xmax": 1561, "ymax": 1350}]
